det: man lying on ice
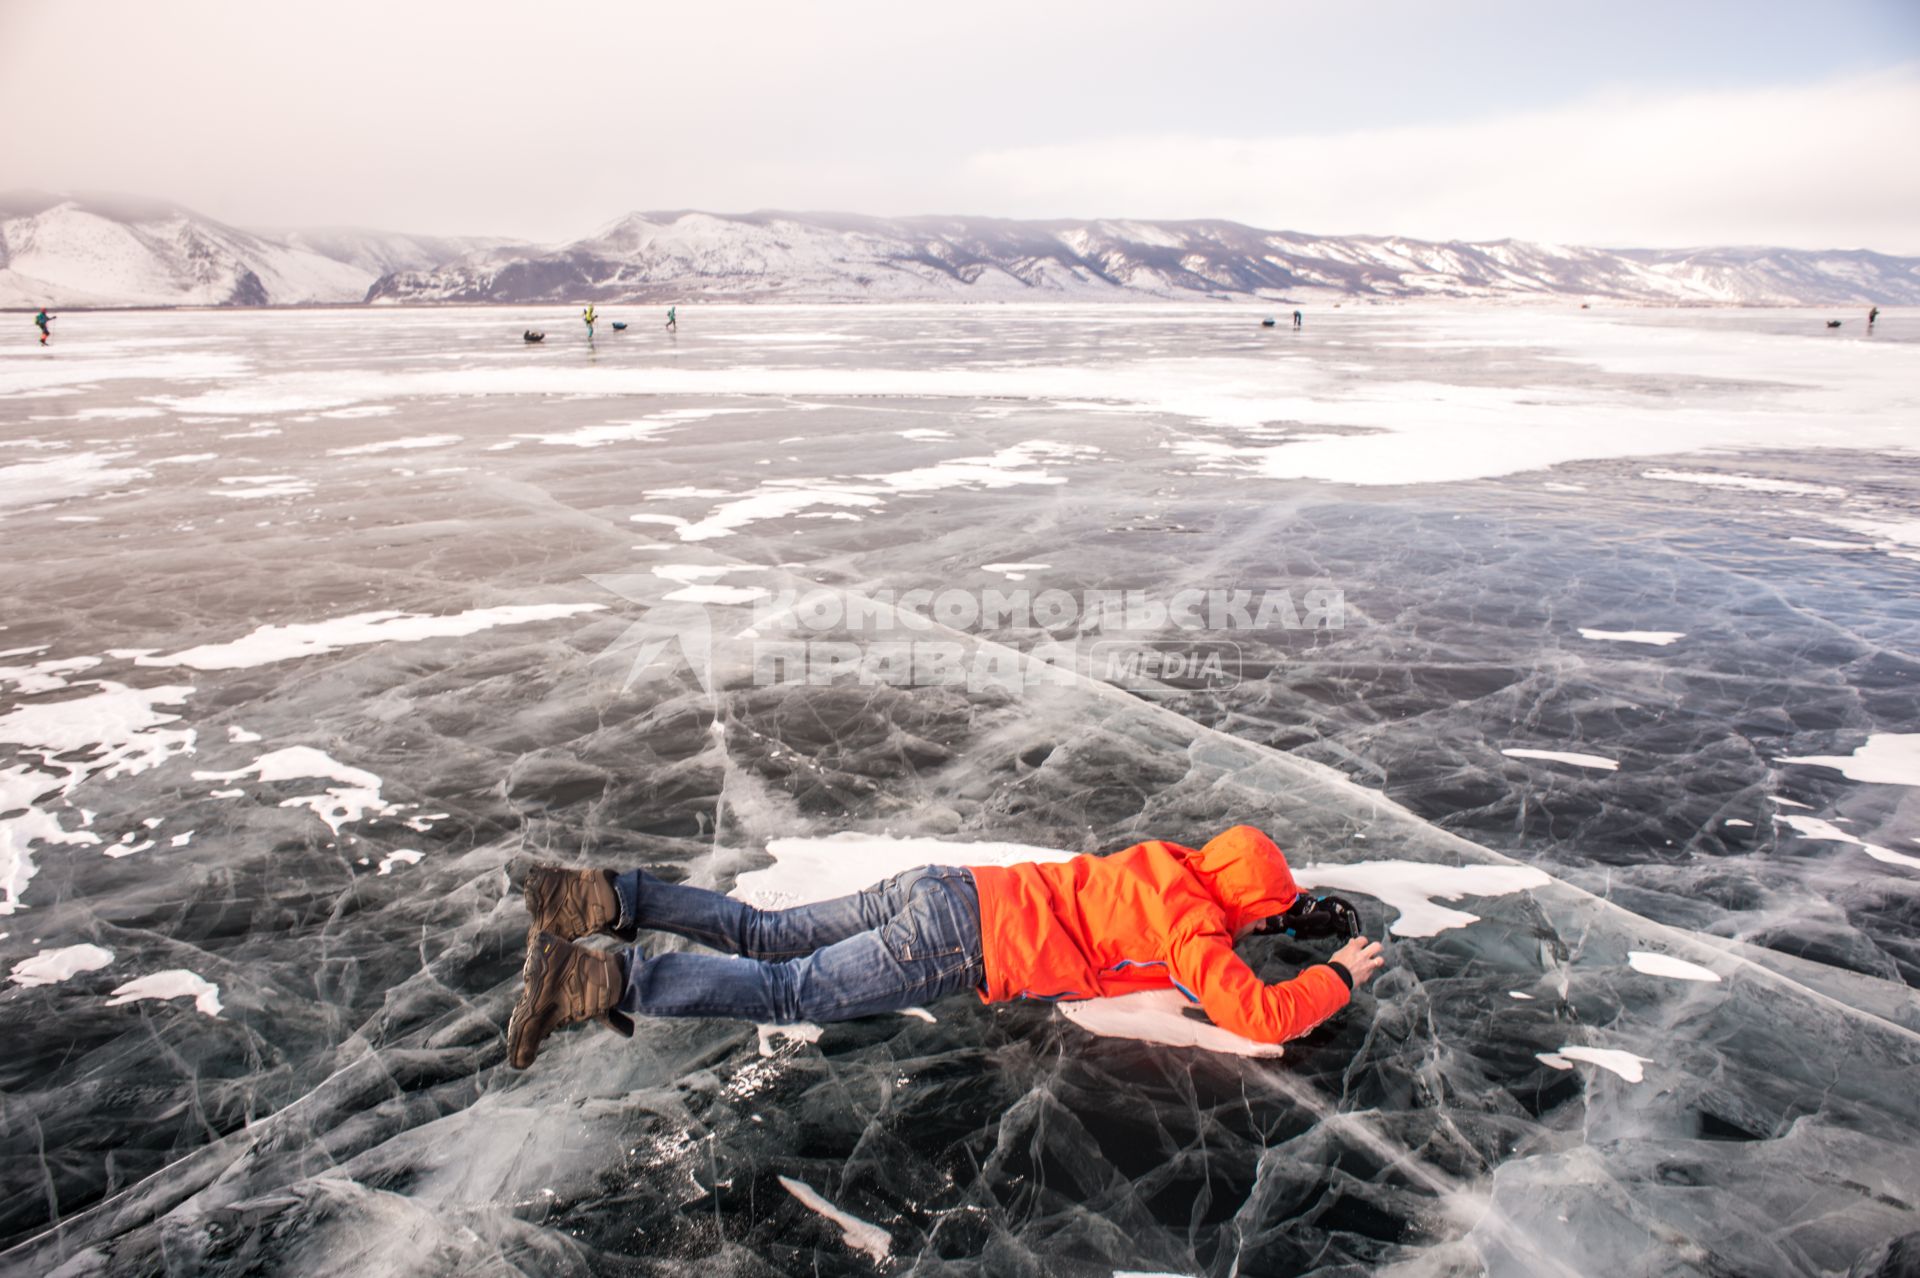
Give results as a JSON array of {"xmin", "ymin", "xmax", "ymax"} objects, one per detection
[{"xmin": 506, "ymin": 825, "xmax": 1386, "ymax": 1067}]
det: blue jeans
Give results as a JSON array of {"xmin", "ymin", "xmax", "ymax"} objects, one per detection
[{"xmin": 609, "ymin": 865, "xmax": 986, "ymax": 1025}]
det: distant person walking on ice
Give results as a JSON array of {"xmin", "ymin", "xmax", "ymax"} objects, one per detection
[
  {"xmin": 1869, "ymin": 305, "xmax": 1879, "ymax": 331},
  {"xmin": 1292, "ymin": 310, "xmax": 1303, "ymax": 330},
  {"xmin": 582, "ymin": 304, "xmax": 596, "ymax": 341},
  {"xmin": 34, "ymin": 309, "xmax": 54, "ymax": 345},
  {"xmin": 665, "ymin": 306, "xmax": 677, "ymax": 332}
]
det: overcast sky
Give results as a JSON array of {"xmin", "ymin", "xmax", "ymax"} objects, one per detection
[{"xmin": 3, "ymin": 0, "xmax": 1917, "ymax": 250}]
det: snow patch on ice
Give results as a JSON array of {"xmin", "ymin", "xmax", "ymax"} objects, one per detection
[
  {"xmin": 676, "ymin": 441, "xmax": 1091, "ymax": 541},
  {"xmin": 1775, "ymin": 813, "xmax": 1920, "ymax": 872},
  {"xmin": 107, "ymin": 970, "xmax": 222, "ymax": 1018},
  {"xmin": 0, "ymin": 451, "xmax": 149, "ymax": 513},
  {"xmin": 1642, "ymin": 469, "xmax": 1846, "ymax": 497},
  {"xmin": 1502, "ymin": 747, "xmax": 1620, "ymax": 771},
  {"xmin": 653, "ymin": 564, "xmax": 734, "ymax": 585},
  {"xmin": 982, "ymin": 562, "xmax": 1051, "ymax": 580},
  {"xmin": 138, "ymin": 603, "xmax": 606, "ymax": 670},
  {"xmin": 0, "ymin": 655, "xmax": 103, "ymax": 696},
  {"xmin": 1814, "ymin": 513, "xmax": 1920, "ymax": 554},
  {"xmin": 739, "ymin": 833, "xmax": 1071, "ymax": 908},
  {"xmin": 193, "ymin": 746, "xmax": 397, "ymax": 836},
  {"xmin": 1627, "ymin": 951, "xmax": 1723, "ymax": 982},
  {"xmin": 515, "ymin": 408, "xmax": 753, "ymax": 448},
  {"xmin": 9, "ymin": 943, "xmax": 113, "ymax": 987},
  {"xmin": 679, "ymin": 486, "xmax": 883, "ymax": 542},
  {"xmin": 1789, "ymin": 536, "xmax": 1875, "ymax": 552},
  {"xmin": 0, "ymin": 679, "xmax": 195, "ymax": 912},
  {"xmin": 211, "ymin": 475, "xmax": 311, "ymax": 500},
  {"xmin": 1539, "ymin": 1046, "xmax": 1649, "ymax": 1082},
  {"xmin": 1776, "ymin": 734, "xmax": 1920, "ymax": 787},
  {"xmin": 665, "ymin": 584, "xmax": 771, "ymax": 604},
  {"xmin": 326, "ymin": 434, "xmax": 460, "ymax": 456},
  {"xmin": 73, "ymin": 406, "xmax": 165, "ymax": 421},
  {"xmin": 1292, "ymin": 860, "xmax": 1554, "ymax": 937},
  {"xmin": 376, "ymin": 849, "xmax": 424, "ymax": 875},
  {"xmin": 756, "ymin": 1022, "xmax": 824, "ymax": 1057},
  {"xmin": 776, "ymin": 1176, "xmax": 891, "ymax": 1265},
  {"xmin": 1578, "ymin": 628, "xmax": 1684, "ymax": 646},
  {"xmin": 1060, "ymin": 988, "xmax": 1285, "ymax": 1058}
]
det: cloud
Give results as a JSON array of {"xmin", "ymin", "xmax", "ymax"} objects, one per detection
[{"xmin": 962, "ymin": 66, "xmax": 1920, "ymax": 252}]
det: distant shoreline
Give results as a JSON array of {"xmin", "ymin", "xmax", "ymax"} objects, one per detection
[{"xmin": 2, "ymin": 297, "xmax": 1894, "ymax": 315}]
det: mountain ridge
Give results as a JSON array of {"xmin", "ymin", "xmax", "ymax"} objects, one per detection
[{"xmin": 4, "ymin": 192, "xmax": 1915, "ymax": 308}]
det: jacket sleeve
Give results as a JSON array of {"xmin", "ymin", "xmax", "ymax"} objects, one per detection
[{"xmin": 1168, "ymin": 923, "xmax": 1352, "ymax": 1044}]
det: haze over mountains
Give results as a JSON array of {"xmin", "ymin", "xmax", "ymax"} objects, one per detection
[{"xmin": 4, "ymin": 191, "xmax": 1916, "ymax": 309}]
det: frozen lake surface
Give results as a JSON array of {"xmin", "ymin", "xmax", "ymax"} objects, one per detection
[{"xmin": 3, "ymin": 303, "xmax": 1919, "ymax": 1276}]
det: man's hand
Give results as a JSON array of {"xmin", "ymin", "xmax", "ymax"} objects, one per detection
[{"xmin": 1329, "ymin": 937, "xmax": 1385, "ymax": 989}]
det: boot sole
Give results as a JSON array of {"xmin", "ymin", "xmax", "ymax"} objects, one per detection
[
  {"xmin": 522, "ymin": 866, "xmax": 615, "ymax": 941},
  {"xmin": 506, "ymin": 930, "xmax": 560, "ymax": 1069}
]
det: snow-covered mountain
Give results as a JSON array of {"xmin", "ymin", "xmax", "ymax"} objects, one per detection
[
  {"xmin": 269, "ymin": 226, "xmax": 523, "ymax": 282},
  {"xmin": 368, "ymin": 210, "xmax": 1920, "ymax": 306},
  {"xmin": 5, "ymin": 193, "xmax": 1914, "ymax": 307},
  {"xmin": 0, "ymin": 192, "xmax": 519, "ymax": 308}
]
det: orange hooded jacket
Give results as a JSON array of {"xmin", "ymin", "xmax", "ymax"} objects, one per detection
[{"xmin": 967, "ymin": 825, "xmax": 1351, "ymax": 1044}]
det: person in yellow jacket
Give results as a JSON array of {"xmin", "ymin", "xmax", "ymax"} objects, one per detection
[{"xmin": 582, "ymin": 304, "xmax": 596, "ymax": 341}]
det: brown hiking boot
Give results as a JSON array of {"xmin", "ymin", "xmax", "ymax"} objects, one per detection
[
  {"xmin": 506, "ymin": 931, "xmax": 633, "ymax": 1069},
  {"xmin": 521, "ymin": 863, "xmax": 627, "ymax": 941}
]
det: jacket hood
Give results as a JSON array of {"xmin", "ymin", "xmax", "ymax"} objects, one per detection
[{"xmin": 1179, "ymin": 825, "xmax": 1300, "ymax": 933}]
